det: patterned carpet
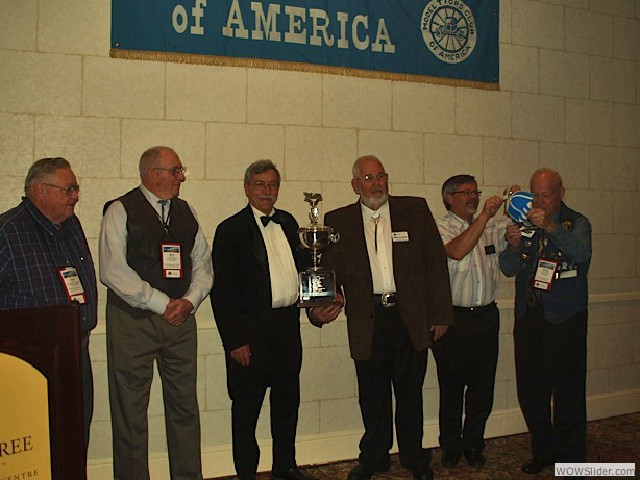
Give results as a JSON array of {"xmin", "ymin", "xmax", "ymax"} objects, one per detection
[{"xmin": 209, "ymin": 412, "xmax": 639, "ymax": 480}]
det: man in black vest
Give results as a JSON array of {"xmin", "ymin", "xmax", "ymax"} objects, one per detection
[
  {"xmin": 100, "ymin": 146, "xmax": 213, "ymax": 480},
  {"xmin": 211, "ymin": 160, "xmax": 320, "ymax": 480}
]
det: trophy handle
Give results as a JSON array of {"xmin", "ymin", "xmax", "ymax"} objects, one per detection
[
  {"xmin": 329, "ymin": 233, "xmax": 340, "ymax": 243},
  {"xmin": 502, "ymin": 186, "xmax": 513, "ymax": 216},
  {"xmin": 502, "ymin": 184, "xmax": 522, "ymax": 216}
]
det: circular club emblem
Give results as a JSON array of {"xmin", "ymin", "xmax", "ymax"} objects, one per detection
[{"xmin": 421, "ymin": 0, "xmax": 477, "ymax": 64}]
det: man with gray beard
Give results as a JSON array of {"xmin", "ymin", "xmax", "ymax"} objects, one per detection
[{"xmin": 310, "ymin": 155, "xmax": 453, "ymax": 480}]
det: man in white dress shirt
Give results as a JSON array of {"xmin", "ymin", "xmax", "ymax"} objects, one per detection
[
  {"xmin": 433, "ymin": 174, "xmax": 509, "ymax": 469},
  {"xmin": 310, "ymin": 156, "xmax": 453, "ymax": 480},
  {"xmin": 211, "ymin": 160, "xmax": 319, "ymax": 480},
  {"xmin": 100, "ymin": 146, "xmax": 213, "ymax": 480}
]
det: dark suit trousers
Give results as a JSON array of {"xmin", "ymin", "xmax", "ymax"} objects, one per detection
[
  {"xmin": 432, "ymin": 304, "xmax": 499, "ymax": 454},
  {"xmin": 354, "ymin": 303, "xmax": 430, "ymax": 473},
  {"xmin": 226, "ymin": 305, "xmax": 302, "ymax": 480},
  {"xmin": 514, "ymin": 304, "xmax": 587, "ymax": 462}
]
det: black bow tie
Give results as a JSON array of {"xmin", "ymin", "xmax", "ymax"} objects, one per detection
[{"xmin": 261, "ymin": 213, "xmax": 284, "ymax": 227}]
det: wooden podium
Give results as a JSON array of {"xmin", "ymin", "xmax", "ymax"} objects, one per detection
[{"xmin": 0, "ymin": 304, "xmax": 86, "ymax": 480}]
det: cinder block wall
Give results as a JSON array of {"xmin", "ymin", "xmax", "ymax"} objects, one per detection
[{"xmin": 1, "ymin": 1, "xmax": 639, "ymax": 478}]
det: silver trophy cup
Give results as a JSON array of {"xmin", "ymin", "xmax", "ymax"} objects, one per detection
[{"xmin": 297, "ymin": 193, "xmax": 340, "ymax": 307}]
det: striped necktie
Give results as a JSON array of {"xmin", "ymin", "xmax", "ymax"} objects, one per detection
[{"xmin": 158, "ymin": 200, "xmax": 168, "ymax": 224}]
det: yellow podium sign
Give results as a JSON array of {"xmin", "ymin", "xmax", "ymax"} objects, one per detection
[{"xmin": 0, "ymin": 352, "xmax": 51, "ymax": 479}]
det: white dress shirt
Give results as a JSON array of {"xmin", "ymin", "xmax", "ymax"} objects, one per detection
[
  {"xmin": 361, "ymin": 202, "xmax": 396, "ymax": 294},
  {"xmin": 99, "ymin": 184, "xmax": 213, "ymax": 315},
  {"xmin": 437, "ymin": 211, "xmax": 509, "ymax": 308},
  {"xmin": 251, "ymin": 206, "xmax": 299, "ymax": 308}
]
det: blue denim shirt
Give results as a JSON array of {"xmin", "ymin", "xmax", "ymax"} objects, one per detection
[{"xmin": 499, "ymin": 202, "xmax": 591, "ymax": 324}]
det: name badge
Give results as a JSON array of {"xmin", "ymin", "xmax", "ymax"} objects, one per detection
[
  {"xmin": 556, "ymin": 260, "xmax": 578, "ymax": 279},
  {"xmin": 57, "ymin": 266, "xmax": 87, "ymax": 304},
  {"xmin": 558, "ymin": 269, "xmax": 578, "ymax": 279},
  {"xmin": 392, "ymin": 231, "xmax": 409, "ymax": 242},
  {"xmin": 533, "ymin": 257, "xmax": 558, "ymax": 292},
  {"xmin": 161, "ymin": 242, "xmax": 182, "ymax": 278},
  {"xmin": 485, "ymin": 244, "xmax": 496, "ymax": 255}
]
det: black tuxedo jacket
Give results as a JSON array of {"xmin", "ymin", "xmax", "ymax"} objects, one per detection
[
  {"xmin": 322, "ymin": 196, "xmax": 454, "ymax": 361},
  {"xmin": 211, "ymin": 204, "xmax": 309, "ymax": 352}
]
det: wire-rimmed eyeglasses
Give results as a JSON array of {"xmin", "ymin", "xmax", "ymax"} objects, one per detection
[
  {"xmin": 154, "ymin": 166, "xmax": 187, "ymax": 176},
  {"xmin": 361, "ymin": 173, "xmax": 389, "ymax": 183},
  {"xmin": 451, "ymin": 190, "xmax": 482, "ymax": 197},
  {"xmin": 43, "ymin": 183, "xmax": 80, "ymax": 196}
]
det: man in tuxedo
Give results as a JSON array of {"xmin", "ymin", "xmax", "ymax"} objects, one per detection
[
  {"xmin": 211, "ymin": 160, "xmax": 318, "ymax": 480},
  {"xmin": 310, "ymin": 155, "xmax": 454, "ymax": 480}
]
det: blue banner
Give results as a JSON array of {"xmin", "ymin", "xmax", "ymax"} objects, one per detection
[{"xmin": 111, "ymin": 0, "xmax": 499, "ymax": 87}]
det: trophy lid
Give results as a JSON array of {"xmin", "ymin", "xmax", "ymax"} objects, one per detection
[
  {"xmin": 297, "ymin": 224, "xmax": 334, "ymax": 234},
  {"xmin": 303, "ymin": 192, "xmax": 323, "ymax": 226}
]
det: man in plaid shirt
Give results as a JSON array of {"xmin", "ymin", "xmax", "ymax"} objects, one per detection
[{"xmin": 0, "ymin": 157, "xmax": 98, "ymax": 451}]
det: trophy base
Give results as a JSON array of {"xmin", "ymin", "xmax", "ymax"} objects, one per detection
[{"xmin": 298, "ymin": 269, "xmax": 339, "ymax": 307}]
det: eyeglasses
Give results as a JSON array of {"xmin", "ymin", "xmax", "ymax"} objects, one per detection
[
  {"xmin": 252, "ymin": 181, "xmax": 280, "ymax": 190},
  {"xmin": 43, "ymin": 183, "xmax": 80, "ymax": 196},
  {"xmin": 155, "ymin": 166, "xmax": 187, "ymax": 176},
  {"xmin": 360, "ymin": 173, "xmax": 389, "ymax": 183},
  {"xmin": 451, "ymin": 190, "xmax": 482, "ymax": 197}
]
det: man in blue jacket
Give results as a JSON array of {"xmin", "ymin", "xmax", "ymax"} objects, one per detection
[{"xmin": 499, "ymin": 168, "xmax": 591, "ymax": 475}]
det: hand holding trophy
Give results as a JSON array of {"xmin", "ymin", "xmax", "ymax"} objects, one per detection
[{"xmin": 297, "ymin": 193, "xmax": 340, "ymax": 307}]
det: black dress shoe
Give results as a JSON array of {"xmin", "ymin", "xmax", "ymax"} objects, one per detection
[
  {"xmin": 440, "ymin": 451, "xmax": 461, "ymax": 468},
  {"xmin": 272, "ymin": 467, "xmax": 318, "ymax": 480},
  {"xmin": 346, "ymin": 464, "xmax": 375, "ymax": 480},
  {"xmin": 463, "ymin": 448, "xmax": 486, "ymax": 467},
  {"xmin": 521, "ymin": 457, "xmax": 555, "ymax": 474},
  {"xmin": 346, "ymin": 460, "xmax": 391, "ymax": 480},
  {"xmin": 411, "ymin": 466, "xmax": 434, "ymax": 480}
]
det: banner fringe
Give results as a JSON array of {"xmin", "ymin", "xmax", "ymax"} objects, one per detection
[{"xmin": 110, "ymin": 49, "xmax": 499, "ymax": 91}]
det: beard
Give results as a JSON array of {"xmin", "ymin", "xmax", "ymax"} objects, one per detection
[
  {"xmin": 465, "ymin": 201, "xmax": 478, "ymax": 215},
  {"xmin": 361, "ymin": 191, "xmax": 389, "ymax": 210}
]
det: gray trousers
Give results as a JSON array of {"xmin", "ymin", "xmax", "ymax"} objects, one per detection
[{"xmin": 106, "ymin": 302, "xmax": 202, "ymax": 480}]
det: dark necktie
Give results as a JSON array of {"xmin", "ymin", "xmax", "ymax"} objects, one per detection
[
  {"xmin": 526, "ymin": 231, "xmax": 547, "ymax": 307},
  {"xmin": 261, "ymin": 212, "xmax": 283, "ymax": 227},
  {"xmin": 158, "ymin": 200, "xmax": 168, "ymax": 224},
  {"xmin": 538, "ymin": 231, "xmax": 547, "ymax": 255}
]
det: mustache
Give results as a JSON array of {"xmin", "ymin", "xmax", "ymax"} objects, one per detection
[{"xmin": 257, "ymin": 195, "xmax": 277, "ymax": 200}]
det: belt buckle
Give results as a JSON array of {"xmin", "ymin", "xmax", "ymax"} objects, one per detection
[{"xmin": 381, "ymin": 292, "xmax": 396, "ymax": 308}]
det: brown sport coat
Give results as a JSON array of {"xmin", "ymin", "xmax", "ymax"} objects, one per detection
[{"xmin": 322, "ymin": 196, "xmax": 454, "ymax": 361}]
